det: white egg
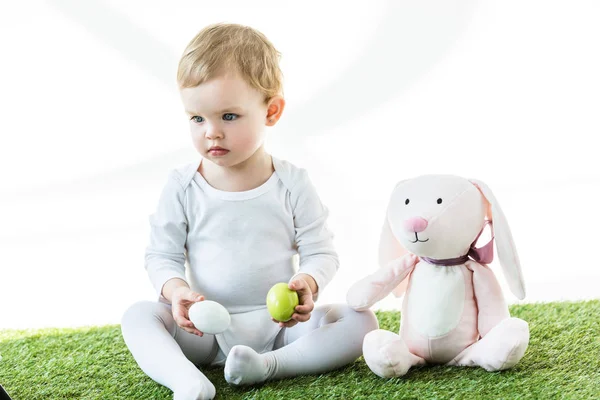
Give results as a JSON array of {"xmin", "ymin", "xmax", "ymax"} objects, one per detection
[{"xmin": 188, "ymin": 300, "xmax": 231, "ymax": 334}]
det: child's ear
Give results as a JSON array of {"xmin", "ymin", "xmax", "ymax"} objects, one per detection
[{"xmin": 266, "ymin": 95, "xmax": 285, "ymax": 126}]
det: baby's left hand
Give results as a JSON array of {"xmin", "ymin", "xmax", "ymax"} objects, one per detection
[{"xmin": 273, "ymin": 278, "xmax": 315, "ymax": 328}]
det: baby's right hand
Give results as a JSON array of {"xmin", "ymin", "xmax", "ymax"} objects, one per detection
[{"xmin": 170, "ymin": 286, "xmax": 205, "ymax": 336}]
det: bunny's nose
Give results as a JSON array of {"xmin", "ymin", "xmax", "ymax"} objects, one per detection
[{"xmin": 404, "ymin": 217, "xmax": 428, "ymax": 233}]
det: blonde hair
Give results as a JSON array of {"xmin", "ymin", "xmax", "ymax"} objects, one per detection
[{"xmin": 177, "ymin": 23, "xmax": 283, "ymax": 100}]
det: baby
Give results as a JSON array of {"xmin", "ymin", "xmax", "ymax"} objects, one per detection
[{"xmin": 120, "ymin": 23, "xmax": 378, "ymax": 400}]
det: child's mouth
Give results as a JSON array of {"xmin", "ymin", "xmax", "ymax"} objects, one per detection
[{"xmin": 208, "ymin": 148, "xmax": 229, "ymax": 156}]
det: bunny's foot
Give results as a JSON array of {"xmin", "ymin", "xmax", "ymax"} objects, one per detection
[
  {"xmin": 363, "ymin": 329, "xmax": 425, "ymax": 378},
  {"xmin": 448, "ymin": 317, "xmax": 529, "ymax": 371}
]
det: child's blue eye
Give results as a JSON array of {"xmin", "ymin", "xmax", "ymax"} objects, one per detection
[
  {"xmin": 190, "ymin": 116, "xmax": 204, "ymax": 123},
  {"xmin": 223, "ymin": 113, "xmax": 239, "ymax": 121}
]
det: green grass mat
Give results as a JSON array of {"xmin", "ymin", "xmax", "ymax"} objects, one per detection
[{"xmin": 1, "ymin": 300, "xmax": 598, "ymax": 399}]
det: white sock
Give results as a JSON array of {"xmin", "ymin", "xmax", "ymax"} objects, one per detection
[
  {"xmin": 224, "ymin": 305, "xmax": 378, "ymax": 385},
  {"xmin": 173, "ymin": 375, "xmax": 216, "ymax": 400},
  {"xmin": 224, "ymin": 345, "xmax": 274, "ymax": 386}
]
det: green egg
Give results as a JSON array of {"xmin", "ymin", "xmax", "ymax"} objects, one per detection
[{"xmin": 266, "ymin": 282, "xmax": 299, "ymax": 322}]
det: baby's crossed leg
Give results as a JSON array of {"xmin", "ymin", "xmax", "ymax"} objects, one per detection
[
  {"xmin": 121, "ymin": 302, "xmax": 378, "ymax": 397},
  {"xmin": 121, "ymin": 301, "xmax": 218, "ymax": 400},
  {"xmin": 224, "ymin": 303, "xmax": 378, "ymax": 385}
]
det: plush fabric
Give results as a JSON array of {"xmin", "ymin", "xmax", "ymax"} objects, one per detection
[{"xmin": 347, "ymin": 175, "xmax": 529, "ymax": 377}]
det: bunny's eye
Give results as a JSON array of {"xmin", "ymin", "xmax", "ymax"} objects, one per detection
[
  {"xmin": 405, "ymin": 198, "xmax": 410, "ymax": 205},
  {"xmin": 437, "ymin": 198, "xmax": 443, "ymax": 204}
]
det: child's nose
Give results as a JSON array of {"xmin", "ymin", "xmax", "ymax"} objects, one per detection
[
  {"xmin": 403, "ymin": 217, "xmax": 428, "ymax": 232},
  {"xmin": 205, "ymin": 125, "xmax": 224, "ymax": 139}
]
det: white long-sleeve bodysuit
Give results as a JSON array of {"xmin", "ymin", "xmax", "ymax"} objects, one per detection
[
  {"xmin": 146, "ymin": 157, "xmax": 339, "ymax": 359},
  {"xmin": 122, "ymin": 157, "xmax": 378, "ymax": 399}
]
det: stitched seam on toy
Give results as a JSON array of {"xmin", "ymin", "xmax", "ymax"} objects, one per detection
[
  {"xmin": 380, "ymin": 344, "xmax": 399, "ymax": 376},
  {"xmin": 428, "ymin": 187, "xmax": 472, "ymax": 226},
  {"xmin": 428, "ymin": 338, "xmax": 433, "ymax": 361},
  {"xmin": 499, "ymin": 339, "xmax": 521, "ymax": 370}
]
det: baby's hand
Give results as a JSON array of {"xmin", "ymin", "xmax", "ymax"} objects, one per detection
[
  {"xmin": 273, "ymin": 279, "xmax": 314, "ymax": 328},
  {"xmin": 171, "ymin": 287, "xmax": 205, "ymax": 336}
]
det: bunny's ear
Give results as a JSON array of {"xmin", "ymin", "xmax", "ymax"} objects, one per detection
[
  {"xmin": 379, "ymin": 212, "xmax": 410, "ymax": 297},
  {"xmin": 470, "ymin": 179, "xmax": 526, "ymax": 299}
]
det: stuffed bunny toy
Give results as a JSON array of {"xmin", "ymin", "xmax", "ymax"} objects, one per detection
[{"xmin": 347, "ymin": 175, "xmax": 529, "ymax": 377}]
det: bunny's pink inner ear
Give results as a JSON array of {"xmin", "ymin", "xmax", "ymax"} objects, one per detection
[
  {"xmin": 471, "ymin": 181, "xmax": 493, "ymax": 220},
  {"xmin": 469, "ymin": 178, "xmax": 526, "ymax": 300},
  {"xmin": 484, "ymin": 198, "xmax": 492, "ymax": 221},
  {"xmin": 379, "ymin": 214, "xmax": 410, "ymax": 298},
  {"xmin": 378, "ymin": 179, "xmax": 412, "ymax": 298},
  {"xmin": 379, "ymin": 215, "xmax": 409, "ymax": 267}
]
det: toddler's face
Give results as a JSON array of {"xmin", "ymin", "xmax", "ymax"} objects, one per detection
[{"xmin": 180, "ymin": 73, "xmax": 269, "ymax": 168}]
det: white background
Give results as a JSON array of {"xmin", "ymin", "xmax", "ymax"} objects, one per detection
[{"xmin": 1, "ymin": 0, "xmax": 598, "ymax": 329}]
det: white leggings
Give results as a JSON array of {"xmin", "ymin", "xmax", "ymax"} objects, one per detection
[{"xmin": 121, "ymin": 301, "xmax": 377, "ymax": 399}]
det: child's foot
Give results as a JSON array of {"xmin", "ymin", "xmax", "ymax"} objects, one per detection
[
  {"xmin": 173, "ymin": 376, "xmax": 216, "ymax": 400},
  {"xmin": 224, "ymin": 345, "xmax": 273, "ymax": 386}
]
